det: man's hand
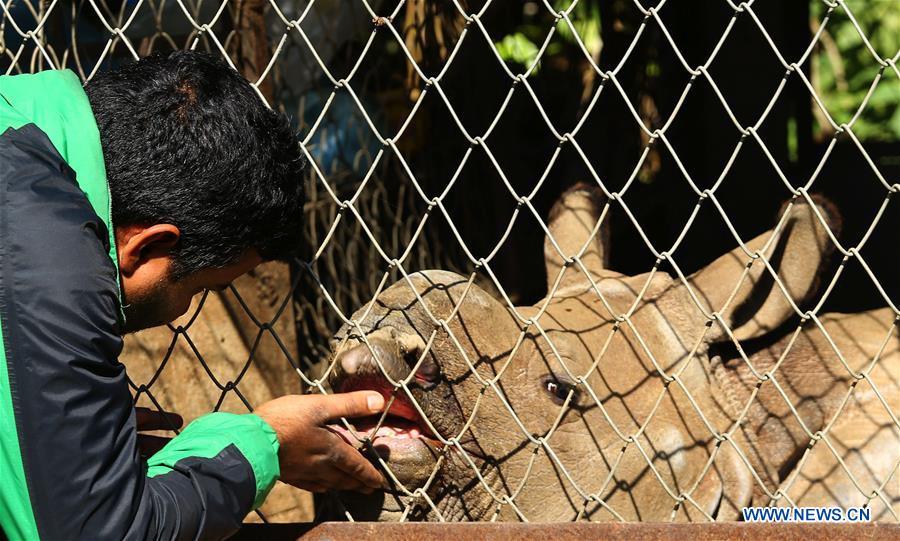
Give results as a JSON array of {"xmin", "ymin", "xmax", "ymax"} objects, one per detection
[
  {"xmin": 135, "ymin": 407, "xmax": 183, "ymax": 458},
  {"xmin": 254, "ymin": 392, "xmax": 387, "ymax": 494}
]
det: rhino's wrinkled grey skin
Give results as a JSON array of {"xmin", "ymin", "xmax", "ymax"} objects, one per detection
[{"xmin": 327, "ymin": 186, "xmax": 900, "ymax": 522}]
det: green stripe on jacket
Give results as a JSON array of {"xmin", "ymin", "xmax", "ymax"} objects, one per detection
[
  {"xmin": 0, "ymin": 70, "xmax": 282, "ymax": 537},
  {"xmin": 147, "ymin": 413, "xmax": 281, "ymax": 509}
]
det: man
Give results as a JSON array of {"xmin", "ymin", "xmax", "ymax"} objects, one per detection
[{"xmin": 0, "ymin": 51, "xmax": 386, "ymax": 540}]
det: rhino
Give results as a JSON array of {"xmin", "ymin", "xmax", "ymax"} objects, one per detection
[{"xmin": 324, "ymin": 185, "xmax": 899, "ymax": 522}]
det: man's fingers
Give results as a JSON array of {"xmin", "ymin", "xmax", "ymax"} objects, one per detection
[
  {"xmin": 310, "ymin": 468, "xmax": 373, "ymax": 494},
  {"xmin": 135, "ymin": 407, "xmax": 184, "ymax": 431},
  {"xmin": 327, "ymin": 437, "xmax": 387, "ymax": 489},
  {"xmin": 328, "ymin": 472, "xmax": 374, "ymax": 494},
  {"xmin": 281, "ymin": 466, "xmax": 373, "ymax": 494},
  {"xmin": 316, "ymin": 391, "xmax": 385, "ymax": 422}
]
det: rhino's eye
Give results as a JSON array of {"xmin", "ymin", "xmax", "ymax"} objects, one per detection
[{"xmin": 541, "ymin": 375, "xmax": 579, "ymax": 406}]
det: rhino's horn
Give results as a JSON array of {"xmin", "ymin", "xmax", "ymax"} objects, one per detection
[{"xmin": 543, "ymin": 182, "xmax": 612, "ymax": 294}]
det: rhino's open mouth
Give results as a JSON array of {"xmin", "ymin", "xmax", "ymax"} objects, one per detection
[{"xmin": 327, "ymin": 374, "xmax": 444, "ymax": 488}]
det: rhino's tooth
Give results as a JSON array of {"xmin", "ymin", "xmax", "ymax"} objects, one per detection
[{"xmin": 374, "ymin": 426, "xmax": 396, "ymax": 438}]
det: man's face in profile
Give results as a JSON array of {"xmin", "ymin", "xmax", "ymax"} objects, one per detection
[{"xmin": 117, "ymin": 221, "xmax": 262, "ymax": 333}]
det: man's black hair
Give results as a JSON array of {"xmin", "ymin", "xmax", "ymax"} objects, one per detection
[{"xmin": 86, "ymin": 51, "xmax": 306, "ymax": 279}]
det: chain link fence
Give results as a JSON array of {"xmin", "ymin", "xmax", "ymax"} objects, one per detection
[{"xmin": 3, "ymin": 0, "xmax": 898, "ymax": 525}]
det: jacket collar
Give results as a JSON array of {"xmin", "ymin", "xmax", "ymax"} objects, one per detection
[{"xmin": 0, "ymin": 69, "xmax": 121, "ymax": 298}]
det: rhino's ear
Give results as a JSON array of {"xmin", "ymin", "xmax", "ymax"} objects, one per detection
[
  {"xmin": 543, "ymin": 183, "xmax": 612, "ymax": 294},
  {"xmin": 687, "ymin": 196, "xmax": 840, "ymax": 343}
]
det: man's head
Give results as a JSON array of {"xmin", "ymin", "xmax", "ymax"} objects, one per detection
[{"xmin": 86, "ymin": 51, "xmax": 306, "ymax": 331}]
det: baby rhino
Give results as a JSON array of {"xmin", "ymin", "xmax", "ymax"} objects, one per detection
[{"xmin": 325, "ymin": 185, "xmax": 899, "ymax": 522}]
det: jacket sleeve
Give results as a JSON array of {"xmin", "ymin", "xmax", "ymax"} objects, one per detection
[{"xmin": 0, "ymin": 124, "xmax": 279, "ymax": 541}]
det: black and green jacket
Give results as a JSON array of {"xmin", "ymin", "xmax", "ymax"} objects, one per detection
[{"xmin": 0, "ymin": 70, "xmax": 280, "ymax": 540}]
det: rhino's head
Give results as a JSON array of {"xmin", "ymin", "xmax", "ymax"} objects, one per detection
[{"xmin": 325, "ymin": 185, "xmax": 838, "ymax": 521}]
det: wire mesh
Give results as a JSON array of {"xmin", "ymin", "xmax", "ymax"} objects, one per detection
[{"xmin": 3, "ymin": 0, "xmax": 898, "ymax": 524}]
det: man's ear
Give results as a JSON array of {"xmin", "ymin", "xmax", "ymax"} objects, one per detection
[
  {"xmin": 116, "ymin": 224, "xmax": 181, "ymax": 277},
  {"xmin": 685, "ymin": 196, "xmax": 840, "ymax": 343}
]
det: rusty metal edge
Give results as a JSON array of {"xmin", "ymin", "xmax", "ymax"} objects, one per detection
[{"xmin": 232, "ymin": 521, "xmax": 900, "ymax": 541}]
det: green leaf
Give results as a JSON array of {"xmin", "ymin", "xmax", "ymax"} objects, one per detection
[
  {"xmin": 888, "ymin": 103, "xmax": 900, "ymax": 140},
  {"xmin": 495, "ymin": 32, "xmax": 541, "ymax": 69}
]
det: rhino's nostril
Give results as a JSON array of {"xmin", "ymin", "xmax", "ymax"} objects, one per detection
[
  {"xmin": 414, "ymin": 361, "xmax": 440, "ymax": 389},
  {"xmin": 335, "ymin": 329, "xmax": 433, "ymax": 384},
  {"xmin": 394, "ymin": 333, "xmax": 438, "ymax": 387}
]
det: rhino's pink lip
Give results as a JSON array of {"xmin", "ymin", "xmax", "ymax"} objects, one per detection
[
  {"xmin": 336, "ymin": 375, "xmax": 442, "ymax": 444},
  {"xmin": 334, "ymin": 374, "xmax": 491, "ymax": 463}
]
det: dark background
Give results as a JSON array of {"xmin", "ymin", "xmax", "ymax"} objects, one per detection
[
  {"xmin": 381, "ymin": 0, "xmax": 900, "ymax": 314},
  {"xmin": 7, "ymin": 0, "xmax": 897, "ymax": 357}
]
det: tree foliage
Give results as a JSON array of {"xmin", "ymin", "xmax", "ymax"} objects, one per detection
[
  {"xmin": 493, "ymin": 1, "xmax": 900, "ymax": 142},
  {"xmin": 810, "ymin": 0, "xmax": 900, "ymax": 142}
]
